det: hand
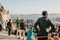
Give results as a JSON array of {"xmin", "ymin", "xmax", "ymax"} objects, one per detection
[
  {"xmin": 38, "ymin": 28, "xmax": 40, "ymax": 31},
  {"xmin": 10, "ymin": 27, "xmax": 13, "ymax": 30},
  {"xmin": 55, "ymin": 29, "xmax": 58, "ymax": 32},
  {"xmin": 48, "ymin": 33, "xmax": 52, "ymax": 37}
]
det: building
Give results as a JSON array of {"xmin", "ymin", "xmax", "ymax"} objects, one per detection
[{"xmin": 0, "ymin": 3, "xmax": 11, "ymax": 29}]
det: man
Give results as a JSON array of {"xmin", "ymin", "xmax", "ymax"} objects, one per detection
[
  {"xmin": 19, "ymin": 19, "xmax": 25, "ymax": 40},
  {"xmin": 20, "ymin": 19, "xmax": 25, "ymax": 30},
  {"xmin": 16, "ymin": 17, "xmax": 20, "ymax": 28},
  {"xmin": 7, "ymin": 19, "xmax": 12, "ymax": 36},
  {"xmin": 34, "ymin": 11, "xmax": 55, "ymax": 40},
  {"xmin": 16, "ymin": 17, "xmax": 20, "ymax": 39}
]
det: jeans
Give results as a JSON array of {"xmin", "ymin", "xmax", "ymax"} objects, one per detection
[{"xmin": 7, "ymin": 26, "xmax": 11, "ymax": 36}]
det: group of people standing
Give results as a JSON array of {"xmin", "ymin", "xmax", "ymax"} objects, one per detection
[
  {"xmin": 4, "ymin": 10, "xmax": 57, "ymax": 40},
  {"xmin": 7, "ymin": 18, "xmax": 25, "ymax": 35},
  {"xmin": 6, "ymin": 17, "xmax": 34, "ymax": 40}
]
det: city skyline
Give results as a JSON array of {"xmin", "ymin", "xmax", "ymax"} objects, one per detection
[{"xmin": 0, "ymin": 0, "xmax": 60, "ymax": 14}]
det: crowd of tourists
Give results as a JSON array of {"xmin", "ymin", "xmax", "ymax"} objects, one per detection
[{"xmin": 0, "ymin": 11, "xmax": 60, "ymax": 40}]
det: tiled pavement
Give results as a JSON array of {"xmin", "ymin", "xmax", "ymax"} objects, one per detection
[
  {"xmin": 1, "ymin": 31, "xmax": 60, "ymax": 40},
  {"xmin": 0, "ymin": 31, "xmax": 20, "ymax": 40}
]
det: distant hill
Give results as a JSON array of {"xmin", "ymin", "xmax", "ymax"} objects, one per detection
[{"xmin": 10, "ymin": 14, "xmax": 60, "ymax": 22}]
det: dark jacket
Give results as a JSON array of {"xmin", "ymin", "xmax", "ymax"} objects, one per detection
[
  {"xmin": 0, "ymin": 24, "xmax": 2, "ymax": 31},
  {"xmin": 7, "ymin": 22, "xmax": 12, "ymax": 27},
  {"xmin": 20, "ymin": 22, "xmax": 25, "ymax": 30},
  {"xmin": 34, "ymin": 16, "xmax": 55, "ymax": 36}
]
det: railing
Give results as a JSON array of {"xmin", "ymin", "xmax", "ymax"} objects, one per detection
[
  {"xmin": 35, "ymin": 36, "xmax": 48, "ymax": 40},
  {"xmin": 35, "ymin": 36, "xmax": 59, "ymax": 40}
]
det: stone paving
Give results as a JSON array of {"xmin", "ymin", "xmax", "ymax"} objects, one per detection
[
  {"xmin": 0, "ymin": 31, "xmax": 20, "ymax": 40},
  {"xmin": 1, "ymin": 31, "xmax": 60, "ymax": 40}
]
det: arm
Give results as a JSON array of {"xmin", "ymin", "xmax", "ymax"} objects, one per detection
[
  {"xmin": 49, "ymin": 20, "xmax": 55, "ymax": 33},
  {"xmin": 34, "ymin": 18, "xmax": 40, "ymax": 30}
]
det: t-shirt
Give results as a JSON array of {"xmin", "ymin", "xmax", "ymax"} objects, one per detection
[
  {"xmin": 20, "ymin": 22, "xmax": 25, "ymax": 30},
  {"xmin": 27, "ymin": 29, "xmax": 32, "ymax": 40},
  {"xmin": 16, "ymin": 20, "xmax": 20, "ymax": 28},
  {"xmin": 7, "ymin": 22, "xmax": 12, "ymax": 27}
]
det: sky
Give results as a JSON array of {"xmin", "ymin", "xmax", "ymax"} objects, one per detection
[{"xmin": 0, "ymin": 0, "xmax": 60, "ymax": 14}]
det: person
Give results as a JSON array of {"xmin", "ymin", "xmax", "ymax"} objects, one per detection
[
  {"xmin": 15, "ymin": 17, "xmax": 20, "ymax": 38},
  {"xmin": 25, "ymin": 25, "xmax": 28, "ymax": 36},
  {"xmin": 34, "ymin": 11, "xmax": 55, "ymax": 40},
  {"xmin": 58, "ymin": 26, "xmax": 60, "ymax": 37},
  {"xmin": 0, "ymin": 21, "xmax": 2, "ymax": 31},
  {"xmin": 7, "ymin": 19, "xmax": 12, "ymax": 36},
  {"xmin": 16, "ymin": 17, "xmax": 20, "ymax": 28},
  {"xmin": 19, "ymin": 19, "xmax": 25, "ymax": 40},
  {"xmin": 26, "ymin": 27, "xmax": 33, "ymax": 40},
  {"xmin": 5, "ymin": 20, "xmax": 8, "ymax": 30},
  {"xmin": 20, "ymin": 19, "xmax": 25, "ymax": 31},
  {"xmin": 29, "ymin": 21, "xmax": 34, "ymax": 29}
]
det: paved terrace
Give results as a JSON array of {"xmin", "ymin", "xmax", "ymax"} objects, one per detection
[
  {"xmin": 0, "ymin": 31, "xmax": 21, "ymax": 40},
  {"xmin": 0, "ymin": 31, "xmax": 60, "ymax": 40}
]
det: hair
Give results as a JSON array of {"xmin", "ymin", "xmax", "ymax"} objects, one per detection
[
  {"xmin": 42, "ymin": 11, "xmax": 47, "ymax": 16},
  {"xmin": 9, "ymin": 19, "xmax": 11, "ymax": 21},
  {"xmin": 21, "ymin": 19, "xmax": 24, "ymax": 21},
  {"xmin": 25, "ymin": 25, "xmax": 28, "ymax": 28},
  {"xmin": 30, "ymin": 27, "xmax": 32, "ymax": 30}
]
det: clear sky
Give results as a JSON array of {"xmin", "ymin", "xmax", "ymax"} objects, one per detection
[{"xmin": 0, "ymin": 0, "xmax": 60, "ymax": 14}]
